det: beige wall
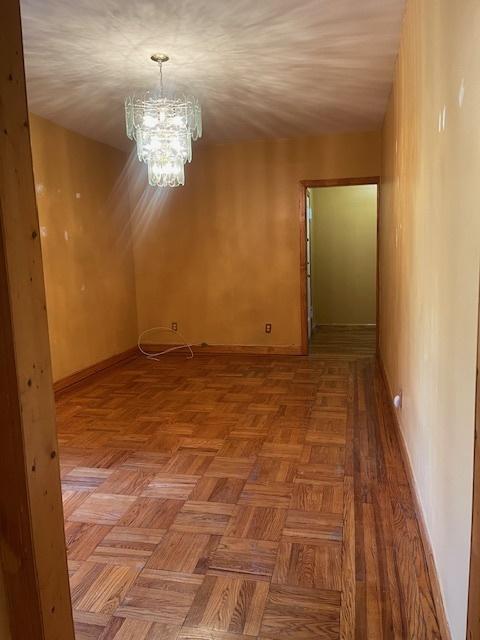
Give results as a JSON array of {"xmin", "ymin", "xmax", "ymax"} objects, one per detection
[
  {"xmin": 379, "ymin": 1, "xmax": 480, "ymax": 637},
  {"xmin": 30, "ymin": 114, "xmax": 138, "ymax": 381},
  {"xmin": 310, "ymin": 185, "xmax": 377, "ymax": 325},
  {"xmin": 130, "ymin": 132, "xmax": 381, "ymax": 348}
]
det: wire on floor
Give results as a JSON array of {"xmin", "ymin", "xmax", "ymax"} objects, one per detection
[{"xmin": 137, "ymin": 326, "xmax": 194, "ymax": 359}]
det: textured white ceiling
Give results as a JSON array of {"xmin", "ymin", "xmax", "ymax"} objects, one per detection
[{"xmin": 20, "ymin": 0, "xmax": 404, "ymax": 150}]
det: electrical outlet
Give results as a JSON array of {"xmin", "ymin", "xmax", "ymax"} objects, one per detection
[
  {"xmin": 265, "ymin": 323, "xmax": 272, "ymax": 334},
  {"xmin": 171, "ymin": 322, "xmax": 178, "ymax": 331}
]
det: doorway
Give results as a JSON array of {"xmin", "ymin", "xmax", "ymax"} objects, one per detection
[{"xmin": 300, "ymin": 177, "xmax": 379, "ymax": 355}]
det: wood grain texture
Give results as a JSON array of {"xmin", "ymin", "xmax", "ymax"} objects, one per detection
[
  {"xmin": 0, "ymin": 0, "xmax": 73, "ymax": 637},
  {"xmin": 185, "ymin": 575, "xmax": 269, "ymax": 635},
  {"xmin": 309, "ymin": 326, "xmax": 377, "ymax": 356},
  {"xmin": 54, "ymin": 347, "xmax": 138, "ymax": 395},
  {"xmin": 116, "ymin": 569, "xmax": 203, "ymax": 625},
  {"xmin": 378, "ymin": 356, "xmax": 450, "ymax": 640},
  {"xmin": 142, "ymin": 344, "xmax": 303, "ymax": 357},
  {"xmin": 57, "ymin": 345, "xmax": 445, "ymax": 638}
]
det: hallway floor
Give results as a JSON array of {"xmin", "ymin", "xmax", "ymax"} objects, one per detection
[
  {"xmin": 309, "ymin": 325, "xmax": 376, "ymax": 355},
  {"xmin": 58, "ymin": 348, "xmax": 441, "ymax": 639}
]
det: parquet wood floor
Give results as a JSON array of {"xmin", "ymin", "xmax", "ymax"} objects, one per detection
[{"xmin": 57, "ymin": 347, "xmax": 441, "ymax": 639}]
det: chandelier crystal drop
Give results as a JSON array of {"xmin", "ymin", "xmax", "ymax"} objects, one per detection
[{"xmin": 125, "ymin": 54, "xmax": 202, "ymax": 187}]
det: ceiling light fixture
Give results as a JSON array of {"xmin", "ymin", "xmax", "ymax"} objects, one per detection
[{"xmin": 125, "ymin": 54, "xmax": 202, "ymax": 187}]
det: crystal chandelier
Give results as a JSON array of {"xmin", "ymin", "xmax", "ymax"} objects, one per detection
[{"xmin": 125, "ymin": 54, "xmax": 202, "ymax": 187}]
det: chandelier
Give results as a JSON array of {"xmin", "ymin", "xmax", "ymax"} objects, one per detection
[{"xmin": 125, "ymin": 54, "xmax": 202, "ymax": 187}]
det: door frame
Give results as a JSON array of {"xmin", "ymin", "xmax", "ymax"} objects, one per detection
[
  {"xmin": 305, "ymin": 189, "xmax": 313, "ymax": 341},
  {"xmin": 467, "ymin": 276, "xmax": 480, "ymax": 639},
  {"xmin": 0, "ymin": 1, "xmax": 74, "ymax": 637},
  {"xmin": 298, "ymin": 176, "xmax": 381, "ymax": 355}
]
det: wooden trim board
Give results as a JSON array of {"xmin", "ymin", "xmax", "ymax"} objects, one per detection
[
  {"xmin": 141, "ymin": 343, "xmax": 303, "ymax": 356},
  {"xmin": 0, "ymin": 1, "xmax": 74, "ymax": 637},
  {"xmin": 314, "ymin": 323, "xmax": 377, "ymax": 328},
  {"xmin": 377, "ymin": 355, "xmax": 452, "ymax": 640},
  {"xmin": 54, "ymin": 343, "xmax": 304, "ymax": 397},
  {"xmin": 298, "ymin": 176, "xmax": 380, "ymax": 356},
  {"xmin": 300, "ymin": 177, "xmax": 381, "ymax": 188},
  {"xmin": 467, "ymin": 276, "xmax": 480, "ymax": 639},
  {"xmin": 54, "ymin": 347, "xmax": 138, "ymax": 394}
]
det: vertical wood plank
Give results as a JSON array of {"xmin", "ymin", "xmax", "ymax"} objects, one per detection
[
  {"xmin": 0, "ymin": 565, "xmax": 12, "ymax": 640},
  {"xmin": 0, "ymin": 0, "xmax": 75, "ymax": 638},
  {"xmin": 341, "ymin": 475, "xmax": 355, "ymax": 639}
]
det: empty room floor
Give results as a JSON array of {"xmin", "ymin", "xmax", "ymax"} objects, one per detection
[{"xmin": 58, "ymin": 349, "xmax": 441, "ymax": 639}]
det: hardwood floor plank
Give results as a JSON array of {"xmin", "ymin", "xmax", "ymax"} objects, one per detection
[
  {"xmin": 207, "ymin": 536, "xmax": 278, "ymax": 579},
  {"xmin": 260, "ymin": 583, "xmax": 341, "ymax": 640},
  {"xmin": 238, "ymin": 482, "xmax": 293, "ymax": 509},
  {"xmin": 70, "ymin": 493, "xmax": 138, "ymax": 526},
  {"xmin": 146, "ymin": 531, "xmax": 214, "ymax": 573},
  {"xmin": 88, "ymin": 527, "xmax": 164, "ymax": 569},
  {"xmin": 71, "ymin": 563, "xmax": 138, "ymax": 615},
  {"xmin": 118, "ymin": 497, "xmax": 183, "ymax": 530},
  {"xmin": 272, "ymin": 539, "xmax": 342, "ymax": 591},
  {"xmin": 291, "ymin": 481, "xmax": 344, "ymax": 514},
  {"xmin": 94, "ymin": 470, "xmax": 154, "ymax": 496},
  {"xmin": 283, "ymin": 509, "xmax": 343, "ymax": 543},
  {"xmin": 189, "ymin": 477, "xmax": 245, "ymax": 504},
  {"xmin": 205, "ymin": 457, "xmax": 254, "ymax": 479},
  {"xmin": 184, "ymin": 575, "xmax": 268, "ymax": 635},
  {"xmin": 248, "ymin": 458, "xmax": 297, "ymax": 483},
  {"xmin": 142, "ymin": 474, "xmax": 200, "ymax": 500},
  {"xmin": 309, "ymin": 326, "xmax": 376, "ymax": 356},
  {"xmin": 225, "ymin": 506, "xmax": 287, "ymax": 541},
  {"xmin": 57, "ymin": 344, "xmax": 443, "ymax": 639},
  {"xmin": 340, "ymin": 476, "xmax": 355, "ymax": 640},
  {"xmin": 65, "ymin": 522, "xmax": 112, "ymax": 561},
  {"xmin": 99, "ymin": 617, "xmax": 152, "ymax": 639},
  {"xmin": 72, "ymin": 610, "xmax": 110, "ymax": 640},
  {"xmin": 177, "ymin": 628, "xmax": 253, "ymax": 640},
  {"xmin": 171, "ymin": 502, "xmax": 235, "ymax": 535},
  {"xmin": 63, "ymin": 467, "xmax": 114, "ymax": 492},
  {"xmin": 115, "ymin": 569, "xmax": 203, "ymax": 626}
]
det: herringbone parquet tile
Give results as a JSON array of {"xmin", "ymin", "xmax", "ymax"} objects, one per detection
[{"xmin": 57, "ymin": 345, "xmax": 441, "ymax": 639}]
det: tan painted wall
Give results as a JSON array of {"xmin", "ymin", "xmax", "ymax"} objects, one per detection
[
  {"xmin": 379, "ymin": 1, "xmax": 480, "ymax": 637},
  {"xmin": 29, "ymin": 114, "xmax": 138, "ymax": 382},
  {"xmin": 130, "ymin": 132, "xmax": 381, "ymax": 348},
  {"xmin": 310, "ymin": 185, "xmax": 377, "ymax": 325}
]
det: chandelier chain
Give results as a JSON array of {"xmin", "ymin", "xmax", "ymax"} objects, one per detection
[{"xmin": 158, "ymin": 62, "xmax": 164, "ymax": 98}]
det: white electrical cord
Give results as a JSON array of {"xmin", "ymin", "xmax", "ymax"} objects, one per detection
[{"xmin": 137, "ymin": 326, "xmax": 194, "ymax": 360}]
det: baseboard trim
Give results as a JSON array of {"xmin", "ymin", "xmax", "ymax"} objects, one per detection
[
  {"xmin": 54, "ymin": 343, "xmax": 303, "ymax": 396},
  {"xmin": 314, "ymin": 323, "xmax": 377, "ymax": 328},
  {"xmin": 53, "ymin": 347, "xmax": 138, "ymax": 396},
  {"xmin": 377, "ymin": 354, "xmax": 452, "ymax": 640},
  {"xmin": 142, "ymin": 343, "xmax": 303, "ymax": 356}
]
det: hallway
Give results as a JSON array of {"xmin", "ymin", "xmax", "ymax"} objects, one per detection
[
  {"xmin": 309, "ymin": 326, "xmax": 376, "ymax": 356},
  {"xmin": 58, "ymin": 349, "xmax": 441, "ymax": 639}
]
